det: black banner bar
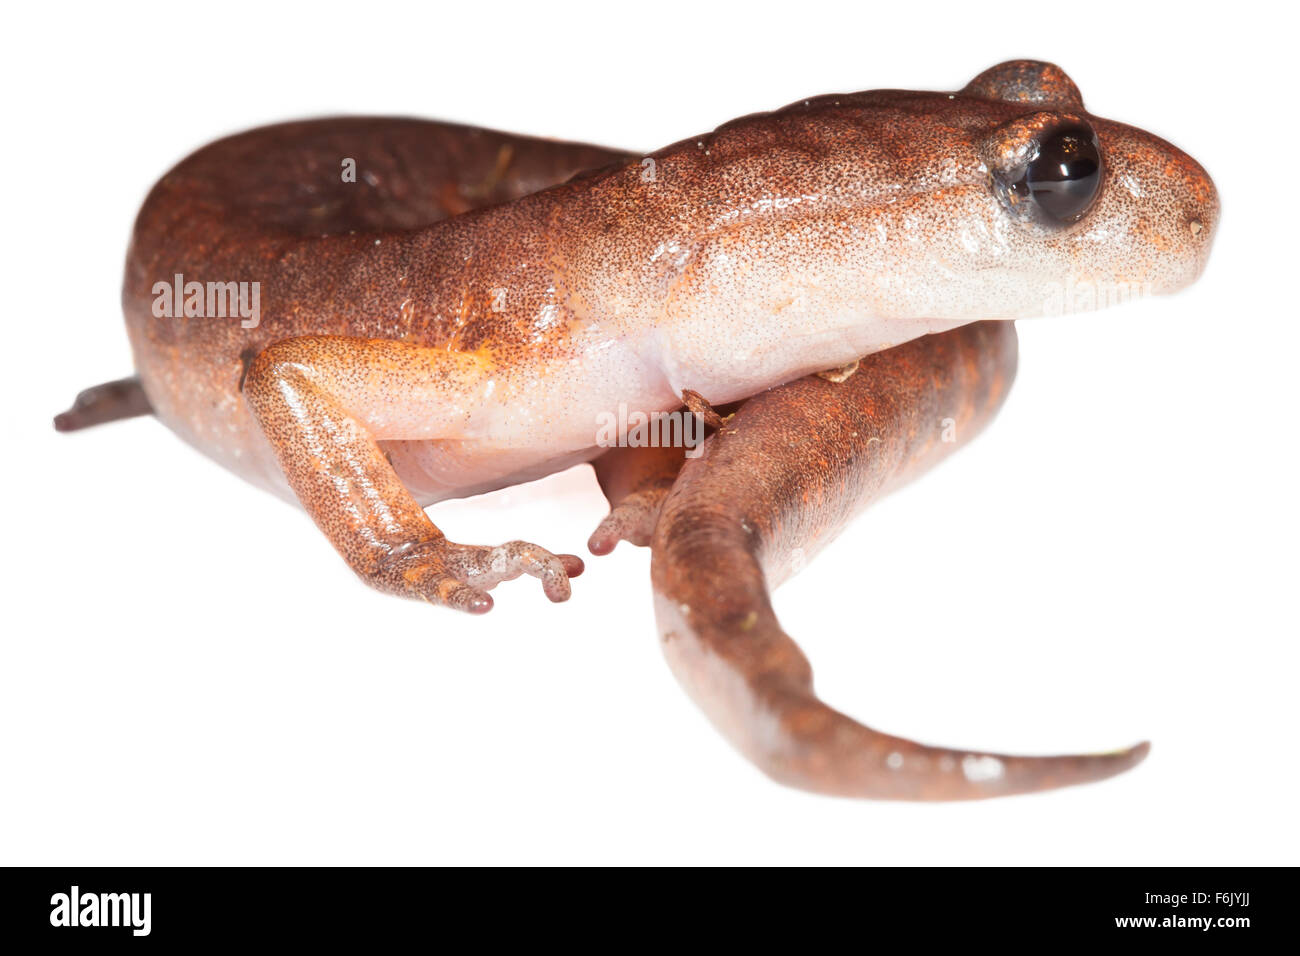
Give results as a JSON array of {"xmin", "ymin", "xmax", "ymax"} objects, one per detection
[{"xmin": 0, "ymin": 866, "xmax": 1279, "ymax": 945}]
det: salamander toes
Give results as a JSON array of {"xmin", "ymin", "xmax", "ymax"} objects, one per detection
[
  {"xmin": 374, "ymin": 538, "xmax": 581, "ymax": 611},
  {"xmin": 445, "ymin": 539, "xmax": 582, "ymax": 603},
  {"xmin": 588, "ymin": 489, "xmax": 670, "ymax": 555},
  {"xmin": 433, "ymin": 578, "xmax": 495, "ymax": 615}
]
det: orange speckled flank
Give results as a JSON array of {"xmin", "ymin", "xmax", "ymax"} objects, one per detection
[{"xmin": 91, "ymin": 61, "xmax": 1217, "ymax": 798}]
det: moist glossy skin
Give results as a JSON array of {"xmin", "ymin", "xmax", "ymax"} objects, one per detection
[
  {"xmin": 76, "ymin": 61, "xmax": 1219, "ymax": 799},
  {"xmin": 123, "ymin": 61, "xmax": 1216, "ymax": 502}
]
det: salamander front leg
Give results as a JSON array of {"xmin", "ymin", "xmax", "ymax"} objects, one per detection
[
  {"xmin": 243, "ymin": 336, "xmax": 581, "ymax": 613},
  {"xmin": 651, "ymin": 322, "xmax": 1149, "ymax": 799}
]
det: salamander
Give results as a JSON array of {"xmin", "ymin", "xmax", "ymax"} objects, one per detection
[{"xmin": 57, "ymin": 61, "xmax": 1218, "ymax": 799}]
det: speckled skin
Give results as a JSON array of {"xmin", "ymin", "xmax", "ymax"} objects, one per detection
[{"xmin": 74, "ymin": 61, "xmax": 1217, "ymax": 797}]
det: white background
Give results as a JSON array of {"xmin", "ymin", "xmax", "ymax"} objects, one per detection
[{"xmin": 4, "ymin": 1, "xmax": 1295, "ymax": 865}]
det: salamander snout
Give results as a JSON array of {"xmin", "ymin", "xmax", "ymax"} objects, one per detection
[
  {"xmin": 1083, "ymin": 120, "xmax": 1220, "ymax": 296},
  {"xmin": 1175, "ymin": 155, "xmax": 1220, "ymax": 284}
]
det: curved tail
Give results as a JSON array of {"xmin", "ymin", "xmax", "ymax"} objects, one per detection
[
  {"xmin": 54, "ymin": 377, "xmax": 152, "ymax": 432},
  {"xmin": 650, "ymin": 322, "xmax": 1149, "ymax": 799},
  {"xmin": 653, "ymin": 581, "xmax": 1148, "ymax": 800}
]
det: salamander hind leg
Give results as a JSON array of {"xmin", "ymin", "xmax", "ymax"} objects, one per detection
[
  {"xmin": 54, "ymin": 376, "xmax": 152, "ymax": 431},
  {"xmin": 588, "ymin": 395, "xmax": 742, "ymax": 554},
  {"xmin": 589, "ymin": 444, "xmax": 687, "ymax": 554},
  {"xmin": 243, "ymin": 335, "xmax": 582, "ymax": 613}
]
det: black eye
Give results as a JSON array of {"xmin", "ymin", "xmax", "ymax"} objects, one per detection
[{"xmin": 1006, "ymin": 123, "xmax": 1102, "ymax": 225}]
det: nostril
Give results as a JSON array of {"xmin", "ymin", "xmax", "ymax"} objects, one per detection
[{"xmin": 1186, "ymin": 200, "xmax": 1215, "ymax": 240}]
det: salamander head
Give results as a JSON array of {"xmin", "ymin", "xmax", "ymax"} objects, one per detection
[
  {"xmin": 581, "ymin": 61, "xmax": 1217, "ymax": 397},
  {"xmin": 954, "ymin": 59, "xmax": 1219, "ymax": 311}
]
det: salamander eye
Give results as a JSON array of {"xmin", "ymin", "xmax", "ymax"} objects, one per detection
[
  {"xmin": 981, "ymin": 113, "xmax": 1104, "ymax": 231},
  {"xmin": 999, "ymin": 123, "xmax": 1103, "ymax": 226}
]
